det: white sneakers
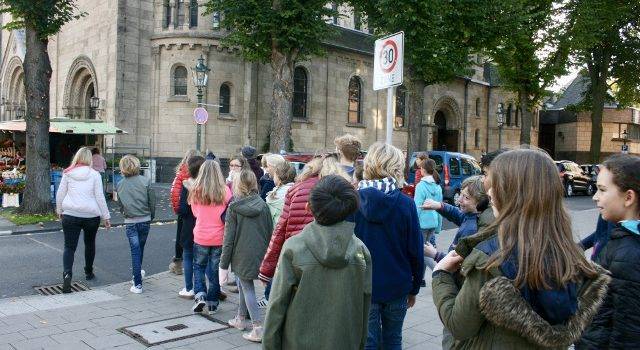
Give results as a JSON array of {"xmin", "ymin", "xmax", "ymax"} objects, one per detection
[
  {"xmin": 242, "ymin": 326, "xmax": 263, "ymax": 343},
  {"xmin": 228, "ymin": 316, "xmax": 252, "ymax": 331},
  {"xmin": 178, "ymin": 288, "xmax": 195, "ymax": 299},
  {"xmin": 257, "ymin": 297, "xmax": 268, "ymax": 309},
  {"xmin": 130, "ymin": 285, "xmax": 143, "ymax": 294}
]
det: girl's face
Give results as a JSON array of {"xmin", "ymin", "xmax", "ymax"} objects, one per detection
[
  {"xmin": 458, "ymin": 187, "xmax": 479, "ymax": 214},
  {"xmin": 266, "ymin": 163, "xmax": 276, "ymax": 176},
  {"xmin": 229, "ymin": 160, "xmax": 242, "ymax": 174},
  {"xmin": 594, "ymin": 167, "xmax": 638, "ymax": 222}
]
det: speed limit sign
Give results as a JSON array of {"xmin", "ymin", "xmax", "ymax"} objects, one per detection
[{"xmin": 373, "ymin": 32, "xmax": 404, "ymax": 91}]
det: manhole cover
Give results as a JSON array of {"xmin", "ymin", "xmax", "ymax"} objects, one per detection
[
  {"xmin": 118, "ymin": 314, "xmax": 228, "ymax": 346},
  {"xmin": 34, "ymin": 282, "xmax": 90, "ymax": 295}
]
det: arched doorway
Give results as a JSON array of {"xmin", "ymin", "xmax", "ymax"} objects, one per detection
[
  {"xmin": 63, "ymin": 56, "xmax": 99, "ymax": 119},
  {"xmin": 431, "ymin": 111, "xmax": 460, "ymax": 152}
]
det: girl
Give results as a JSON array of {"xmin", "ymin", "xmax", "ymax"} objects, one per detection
[
  {"xmin": 56, "ymin": 147, "xmax": 111, "ymax": 293},
  {"xmin": 266, "ymin": 161, "xmax": 296, "ymax": 227},
  {"xmin": 189, "ymin": 160, "xmax": 233, "ymax": 315},
  {"xmin": 413, "ymin": 152, "xmax": 428, "ymax": 184},
  {"xmin": 432, "ymin": 149, "xmax": 609, "ymax": 349},
  {"xmin": 259, "ymin": 154, "xmax": 286, "ymax": 200},
  {"xmin": 226, "ymin": 156, "xmax": 247, "ymax": 189},
  {"xmin": 219, "ymin": 169, "xmax": 273, "ymax": 342},
  {"xmin": 414, "ymin": 158, "xmax": 443, "ymax": 271},
  {"xmin": 169, "ymin": 149, "xmax": 199, "ymax": 275},
  {"xmin": 116, "ymin": 155, "xmax": 156, "ymax": 294},
  {"xmin": 578, "ymin": 154, "xmax": 640, "ymax": 349}
]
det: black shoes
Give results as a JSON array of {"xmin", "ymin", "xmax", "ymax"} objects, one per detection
[
  {"xmin": 85, "ymin": 267, "xmax": 95, "ymax": 280},
  {"xmin": 62, "ymin": 273, "xmax": 72, "ymax": 293}
]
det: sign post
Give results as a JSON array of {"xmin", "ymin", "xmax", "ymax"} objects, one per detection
[
  {"xmin": 193, "ymin": 107, "xmax": 209, "ymax": 151},
  {"xmin": 374, "ymin": 32, "xmax": 404, "ymax": 144}
]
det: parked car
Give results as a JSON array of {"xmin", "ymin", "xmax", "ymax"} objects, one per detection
[
  {"xmin": 282, "ymin": 151, "xmax": 366, "ymax": 175},
  {"xmin": 555, "ymin": 160, "xmax": 593, "ymax": 197},
  {"xmin": 407, "ymin": 151, "xmax": 482, "ymax": 203},
  {"xmin": 580, "ymin": 164, "xmax": 600, "ymax": 196}
]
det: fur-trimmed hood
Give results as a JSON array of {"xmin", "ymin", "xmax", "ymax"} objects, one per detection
[{"xmin": 477, "ymin": 258, "xmax": 611, "ymax": 348}]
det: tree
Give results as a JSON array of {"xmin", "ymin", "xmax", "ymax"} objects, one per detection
[
  {"xmin": 565, "ymin": 0, "xmax": 640, "ymax": 162},
  {"xmin": 204, "ymin": 1, "xmax": 338, "ymax": 152},
  {"xmin": 485, "ymin": 0, "xmax": 568, "ymax": 146},
  {"xmin": 351, "ymin": 0, "xmax": 496, "ymax": 164},
  {"xmin": 0, "ymin": 1, "xmax": 84, "ymax": 214}
]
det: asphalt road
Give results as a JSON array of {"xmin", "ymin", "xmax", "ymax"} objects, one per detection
[{"xmin": 0, "ymin": 195, "xmax": 595, "ymax": 299}]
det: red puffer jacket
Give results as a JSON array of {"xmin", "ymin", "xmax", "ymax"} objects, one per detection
[
  {"xmin": 170, "ymin": 164, "xmax": 190, "ymax": 214},
  {"xmin": 258, "ymin": 176, "xmax": 319, "ymax": 282}
]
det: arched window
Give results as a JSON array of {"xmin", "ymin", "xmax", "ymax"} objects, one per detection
[
  {"xmin": 212, "ymin": 11, "xmax": 220, "ymax": 29},
  {"xmin": 475, "ymin": 98, "xmax": 481, "ymax": 117},
  {"xmin": 163, "ymin": 0, "xmax": 171, "ymax": 28},
  {"xmin": 175, "ymin": 0, "xmax": 184, "ymax": 27},
  {"xmin": 395, "ymin": 85, "xmax": 407, "ymax": 128},
  {"xmin": 354, "ymin": 11, "xmax": 362, "ymax": 30},
  {"xmin": 348, "ymin": 76, "xmax": 362, "ymax": 124},
  {"xmin": 219, "ymin": 83, "xmax": 231, "ymax": 114},
  {"xmin": 189, "ymin": 0, "xmax": 198, "ymax": 28},
  {"xmin": 474, "ymin": 129, "xmax": 480, "ymax": 148},
  {"xmin": 506, "ymin": 103, "xmax": 513, "ymax": 126},
  {"xmin": 173, "ymin": 66, "xmax": 188, "ymax": 96},
  {"xmin": 515, "ymin": 106, "xmax": 519, "ymax": 127},
  {"xmin": 292, "ymin": 67, "xmax": 308, "ymax": 119}
]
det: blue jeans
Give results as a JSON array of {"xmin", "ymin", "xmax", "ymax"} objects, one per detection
[
  {"xmin": 183, "ymin": 245, "xmax": 214, "ymax": 292},
  {"xmin": 365, "ymin": 296, "xmax": 408, "ymax": 350},
  {"xmin": 125, "ymin": 222, "xmax": 150, "ymax": 286},
  {"xmin": 193, "ymin": 243, "xmax": 221, "ymax": 308},
  {"xmin": 422, "ymin": 228, "xmax": 437, "ymax": 271}
]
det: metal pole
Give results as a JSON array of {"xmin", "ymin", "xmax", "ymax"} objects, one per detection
[
  {"xmin": 196, "ymin": 88, "xmax": 202, "ymax": 152},
  {"xmin": 498, "ymin": 125, "xmax": 502, "ymax": 150},
  {"xmin": 386, "ymin": 86, "xmax": 394, "ymax": 144}
]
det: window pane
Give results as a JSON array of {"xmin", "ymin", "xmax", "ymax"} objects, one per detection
[
  {"xmin": 461, "ymin": 159, "xmax": 473, "ymax": 175},
  {"xmin": 164, "ymin": 1, "xmax": 171, "ymax": 27},
  {"xmin": 190, "ymin": 0, "xmax": 198, "ymax": 27},
  {"xmin": 219, "ymin": 84, "xmax": 230, "ymax": 114},
  {"xmin": 348, "ymin": 77, "xmax": 361, "ymax": 124},
  {"xmin": 429, "ymin": 155, "xmax": 443, "ymax": 172},
  {"xmin": 292, "ymin": 67, "xmax": 307, "ymax": 119},
  {"xmin": 395, "ymin": 86, "xmax": 406, "ymax": 128},
  {"xmin": 212, "ymin": 11, "xmax": 220, "ymax": 29},
  {"xmin": 173, "ymin": 66, "xmax": 187, "ymax": 96},
  {"xmin": 176, "ymin": 0, "xmax": 184, "ymax": 27},
  {"xmin": 449, "ymin": 158, "xmax": 460, "ymax": 176}
]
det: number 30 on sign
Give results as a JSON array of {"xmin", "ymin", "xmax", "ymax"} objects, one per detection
[{"xmin": 373, "ymin": 32, "xmax": 404, "ymax": 91}]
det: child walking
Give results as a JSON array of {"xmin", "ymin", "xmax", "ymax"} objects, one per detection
[
  {"xmin": 263, "ymin": 175, "xmax": 372, "ymax": 349},
  {"xmin": 189, "ymin": 160, "xmax": 232, "ymax": 314},
  {"xmin": 578, "ymin": 154, "xmax": 640, "ymax": 349},
  {"xmin": 116, "ymin": 155, "xmax": 156, "ymax": 294},
  {"xmin": 219, "ymin": 169, "xmax": 273, "ymax": 342},
  {"xmin": 413, "ymin": 158, "xmax": 442, "ymax": 271}
]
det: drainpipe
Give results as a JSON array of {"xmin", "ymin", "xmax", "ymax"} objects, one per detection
[
  {"xmin": 463, "ymin": 77, "xmax": 470, "ymax": 152},
  {"xmin": 486, "ymin": 86, "xmax": 492, "ymax": 151}
]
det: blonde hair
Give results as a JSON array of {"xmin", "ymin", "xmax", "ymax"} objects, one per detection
[
  {"xmin": 334, "ymin": 134, "xmax": 362, "ymax": 162},
  {"xmin": 119, "ymin": 155, "xmax": 141, "ymax": 177},
  {"xmin": 189, "ymin": 160, "xmax": 227, "ymax": 205},
  {"xmin": 176, "ymin": 149, "xmax": 199, "ymax": 173},
  {"xmin": 69, "ymin": 147, "xmax": 93, "ymax": 168},
  {"xmin": 265, "ymin": 154, "xmax": 286, "ymax": 168},
  {"xmin": 297, "ymin": 156, "xmax": 324, "ymax": 182},
  {"xmin": 363, "ymin": 142, "xmax": 405, "ymax": 185},
  {"xmin": 319, "ymin": 155, "xmax": 351, "ymax": 181},
  {"xmin": 461, "ymin": 175, "xmax": 487, "ymax": 204},
  {"xmin": 233, "ymin": 168, "xmax": 258, "ymax": 198},
  {"xmin": 274, "ymin": 161, "xmax": 296, "ymax": 185}
]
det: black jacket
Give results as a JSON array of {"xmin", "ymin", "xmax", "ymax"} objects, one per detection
[
  {"xmin": 177, "ymin": 182, "xmax": 196, "ymax": 250},
  {"xmin": 577, "ymin": 224, "xmax": 640, "ymax": 349}
]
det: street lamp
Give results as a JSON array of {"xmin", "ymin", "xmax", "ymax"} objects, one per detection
[
  {"xmin": 89, "ymin": 96, "xmax": 100, "ymax": 119},
  {"xmin": 496, "ymin": 103, "xmax": 505, "ymax": 149},
  {"xmin": 192, "ymin": 55, "xmax": 210, "ymax": 152},
  {"xmin": 622, "ymin": 129, "xmax": 629, "ymax": 154}
]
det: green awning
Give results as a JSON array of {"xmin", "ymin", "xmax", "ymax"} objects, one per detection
[{"xmin": 0, "ymin": 118, "xmax": 127, "ymax": 135}]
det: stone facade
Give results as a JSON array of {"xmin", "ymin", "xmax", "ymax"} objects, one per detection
[{"xmin": 0, "ymin": 1, "xmax": 535, "ymax": 181}]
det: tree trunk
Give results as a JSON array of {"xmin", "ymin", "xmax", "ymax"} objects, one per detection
[
  {"xmin": 405, "ymin": 76, "xmax": 424, "ymax": 177},
  {"xmin": 518, "ymin": 89, "xmax": 532, "ymax": 145},
  {"xmin": 19, "ymin": 26, "xmax": 52, "ymax": 214},
  {"xmin": 268, "ymin": 51, "xmax": 294, "ymax": 153},
  {"xmin": 587, "ymin": 50, "xmax": 610, "ymax": 164}
]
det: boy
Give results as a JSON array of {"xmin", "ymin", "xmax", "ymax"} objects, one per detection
[
  {"xmin": 263, "ymin": 175, "xmax": 372, "ymax": 349},
  {"xmin": 334, "ymin": 134, "xmax": 362, "ymax": 177}
]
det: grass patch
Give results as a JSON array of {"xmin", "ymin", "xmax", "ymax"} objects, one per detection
[{"xmin": 0, "ymin": 208, "xmax": 58, "ymax": 226}]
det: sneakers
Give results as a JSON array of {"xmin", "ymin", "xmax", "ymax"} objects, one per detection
[
  {"xmin": 228, "ymin": 316, "xmax": 251, "ymax": 331},
  {"xmin": 130, "ymin": 285, "xmax": 143, "ymax": 294},
  {"xmin": 192, "ymin": 295, "xmax": 206, "ymax": 313},
  {"xmin": 207, "ymin": 305, "xmax": 217, "ymax": 315},
  {"xmin": 84, "ymin": 267, "xmax": 95, "ymax": 280},
  {"xmin": 62, "ymin": 273, "xmax": 72, "ymax": 293},
  {"xmin": 131, "ymin": 270, "xmax": 146, "ymax": 286},
  {"xmin": 257, "ymin": 297, "xmax": 268, "ymax": 309},
  {"xmin": 242, "ymin": 326, "xmax": 263, "ymax": 343},
  {"xmin": 169, "ymin": 258, "xmax": 183, "ymax": 275},
  {"xmin": 178, "ymin": 288, "xmax": 195, "ymax": 299},
  {"xmin": 226, "ymin": 285, "xmax": 239, "ymax": 293}
]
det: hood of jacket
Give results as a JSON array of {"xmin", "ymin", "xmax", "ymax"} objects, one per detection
[
  {"xmin": 358, "ymin": 187, "xmax": 403, "ymax": 224},
  {"xmin": 419, "ymin": 178, "xmax": 441, "ymax": 197},
  {"xmin": 302, "ymin": 221, "xmax": 356, "ymax": 269},
  {"xmin": 229, "ymin": 193, "xmax": 263, "ymax": 217},
  {"xmin": 64, "ymin": 166, "xmax": 94, "ymax": 181}
]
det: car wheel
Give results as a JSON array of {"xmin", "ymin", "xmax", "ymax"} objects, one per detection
[
  {"xmin": 586, "ymin": 183, "xmax": 596, "ymax": 196},
  {"xmin": 565, "ymin": 182, "xmax": 574, "ymax": 197}
]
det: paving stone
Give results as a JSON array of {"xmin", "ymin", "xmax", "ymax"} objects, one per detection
[
  {"xmin": 0, "ymin": 332, "xmax": 26, "ymax": 344},
  {"xmin": 83, "ymin": 333, "xmax": 137, "ymax": 349},
  {"xmin": 56, "ymin": 320, "xmax": 95, "ymax": 332},
  {"xmin": 0, "ymin": 344, "xmax": 16, "ymax": 350},
  {"xmin": 10, "ymin": 336, "xmax": 58, "ymax": 350},
  {"xmin": 18, "ymin": 326, "xmax": 61, "ymax": 339},
  {"xmin": 50, "ymin": 329, "xmax": 96, "ymax": 344},
  {"xmin": 91, "ymin": 315, "xmax": 131, "ymax": 328},
  {"xmin": 45, "ymin": 341, "xmax": 94, "ymax": 350}
]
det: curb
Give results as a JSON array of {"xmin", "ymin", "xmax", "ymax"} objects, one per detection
[{"xmin": 3, "ymin": 219, "xmax": 177, "ymax": 236}]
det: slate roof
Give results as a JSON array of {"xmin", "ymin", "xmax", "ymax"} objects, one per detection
[
  {"xmin": 323, "ymin": 25, "xmax": 375, "ymax": 55},
  {"xmin": 550, "ymin": 74, "xmax": 618, "ymax": 110}
]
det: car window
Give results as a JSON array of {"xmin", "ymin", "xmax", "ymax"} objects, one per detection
[
  {"xmin": 461, "ymin": 158, "xmax": 481, "ymax": 175},
  {"xmin": 449, "ymin": 158, "xmax": 460, "ymax": 176},
  {"xmin": 429, "ymin": 155, "xmax": 443, "ymax": 172}
]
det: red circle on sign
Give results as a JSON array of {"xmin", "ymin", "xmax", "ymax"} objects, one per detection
[
  {"xmin": 380, "ymin": 39, "xmax": 398, "ymax": 73},
  {"xmin": 194, "ymin": 107, "xmax": 208, "ymax": 125}
]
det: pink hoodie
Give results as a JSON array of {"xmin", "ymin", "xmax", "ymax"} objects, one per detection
[{"xmin": 191, "ymin": 186, "xmax": 232, "ymax": 246}]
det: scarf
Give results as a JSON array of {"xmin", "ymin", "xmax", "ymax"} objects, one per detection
[{"xmin": 357, "ymin": 177, "xmax": 398, "ymax": 194}]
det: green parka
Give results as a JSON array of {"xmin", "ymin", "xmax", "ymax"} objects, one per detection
[
  {"xmin": 432, "ymin": 232, "xmax": 610, "ymax": 350},
  {"xmin": 262, "ymin": 221, "xmax": 372, "ymax": 350}
]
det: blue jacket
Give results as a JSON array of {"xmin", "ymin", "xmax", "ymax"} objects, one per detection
[
  {"xmin": 353, "ymin": 187, "xmax": 424, "ymax": 303},
  {"xmin": 580, "ymin": 215, "xmax": 615, "ymax": 260},
  {"xmin": 414, "ymin": 178, "xmax": 443, "ymax": 231},
  {"xmin": 434, "ymin": 203, "xmax": 479, "ymax": 261}
]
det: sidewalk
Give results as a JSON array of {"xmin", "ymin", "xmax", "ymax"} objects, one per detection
[{"xmin": 0, "ymin": 184, "xmax": 177, "ymax": 236}]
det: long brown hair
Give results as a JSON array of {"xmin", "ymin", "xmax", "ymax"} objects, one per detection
[
  {"xmin": 233, "ymin": 168, "xmax": 258, "ymax": 198},
  {"xmin": 189, "ymin": 160, "xmax": 227, "ymax": 205},
  {"xmin": 485, "ymin": 149, "xmax": 596, "ymax": 289},
  {"xmin": 420, "ymin": 158, "xmax": 440, "ymax": 184}
]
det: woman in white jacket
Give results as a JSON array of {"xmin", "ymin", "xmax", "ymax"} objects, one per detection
[{"xmin": 56, "ymin": 147, "xmax": 111, "ymax": 293}]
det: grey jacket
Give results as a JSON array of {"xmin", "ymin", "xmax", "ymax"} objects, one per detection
[
  {"xmin": 220, "ymin": 193, "xmax": 273, "ymax": 280},
  {"xmin": 116, "ymin": 175, "xmax": 156, "ymax": 220},
  {"xmin": 262, "ymin": 221, "xmax": 372, "ymax": 350}
]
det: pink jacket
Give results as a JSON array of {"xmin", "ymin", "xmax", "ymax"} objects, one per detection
[{"xmin": 191, "ymin": 186, "xmax": 232, "ymax": 247}]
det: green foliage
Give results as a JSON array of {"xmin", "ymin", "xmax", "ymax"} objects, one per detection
[
  {"xmin": 203, "ymin": 0, "xmax": 339, "ymax": 65},
  {"xmin": 0, "ymin": 208, "xmax": 57, "ymax": 225},
  {"xmin": 0, "ymin": 0, "xmax": 85, "ymax": 38}
]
